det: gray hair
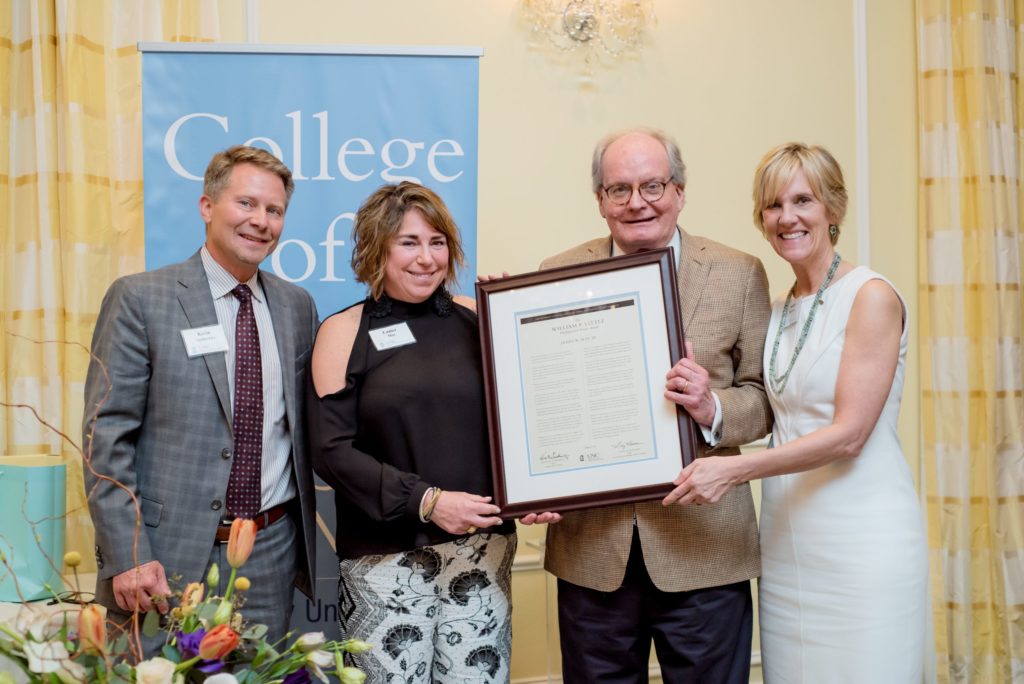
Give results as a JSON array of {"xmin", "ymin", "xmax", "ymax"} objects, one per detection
[{"xmin": 590, "ymin": 127, "xmax": 687, "ymax": 193}]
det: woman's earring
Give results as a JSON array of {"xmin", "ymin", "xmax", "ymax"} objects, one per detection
[{"xmin": 828, "ymin": 224, "xmax": 839, "ymax": 241}]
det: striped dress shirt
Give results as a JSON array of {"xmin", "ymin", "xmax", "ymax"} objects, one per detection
[{"xmin": 201, "ymin": 247, "xmax": 296, "ymax": 512}]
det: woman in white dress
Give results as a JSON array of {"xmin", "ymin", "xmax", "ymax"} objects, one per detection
[{"xmin": 662, "ymin": 142, "xmax": 927, "ymax": 682}]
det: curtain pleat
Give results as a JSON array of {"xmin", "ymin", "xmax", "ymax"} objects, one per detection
[
  {"xmin": 917, "ymin": 0, "xmax": 1024, "ymax": 681},
  {"xmin": 0, "ymin": 0, "xmax": 218, "ymax": 572}
]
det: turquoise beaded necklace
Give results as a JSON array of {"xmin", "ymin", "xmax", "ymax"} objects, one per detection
[{"xmin": 768, "ymin": 252, "xmax": 842, "ymax": 394}]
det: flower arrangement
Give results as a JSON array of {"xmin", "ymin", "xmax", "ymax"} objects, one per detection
[{"xmin": 0, "ymin": 519, "xmax": 368, "ymax": 684}]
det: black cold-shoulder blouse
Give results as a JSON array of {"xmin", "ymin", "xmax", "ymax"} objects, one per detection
[{"xmin": 308, "ymin": 289, "xmax": 515, "ymax": 560}]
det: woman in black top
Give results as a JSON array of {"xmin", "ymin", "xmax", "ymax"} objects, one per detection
[{"xmin": 308, "ymin": 182, "xmax": 539, "ymax": 683}]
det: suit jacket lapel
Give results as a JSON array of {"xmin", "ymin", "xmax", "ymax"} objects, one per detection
[
  {"xmin": 261, "ymin": 273, "xmax": 297, "ymax": 436},
  {"xmin": 677, "ymin": 229, "xmax": 710, "ymax": 331},
  {"xmin": 599, "ymin": 230, "xmax": 708, "ymax": 330},
  {"xmin": 177, "ymin": 252, "xmax": 232, "ymax": 426}
]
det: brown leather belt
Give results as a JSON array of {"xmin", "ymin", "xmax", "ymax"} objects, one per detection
[{"xmin": 214, "ymin": 502, "xmax": 289, "ymax": 543}]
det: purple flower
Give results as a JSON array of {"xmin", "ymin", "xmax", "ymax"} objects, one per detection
[
  {"xmin": 175, "ymin": 629, "xmax": 226, "ymax": 673},
  {"xmin": 177, "ymin": 629, "xmax": 206, "ymax": 658},
  {"xmin": 283, "ymin": 670, "xmax": 313, "ymax": 684}
]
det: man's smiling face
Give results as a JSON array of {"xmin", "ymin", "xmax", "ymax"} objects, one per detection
[
  {"xmin": 597, "ymin": 132, "xmax": 686, "ymax": 254},
  {"xmin": 200, "ymin": 162, "xmax": 287, "ymax": 282}
]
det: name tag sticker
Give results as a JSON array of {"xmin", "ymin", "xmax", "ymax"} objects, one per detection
[
  {"xmin": 181, "ymin": 325, "xmax": 229, "ymax": 358},
  {"xmin": 369, "ymin": 323, "xmax": 417, "ymax": 351}
]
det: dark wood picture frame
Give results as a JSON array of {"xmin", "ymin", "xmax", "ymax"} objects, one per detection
[{"xmin": 476, "ymin": 248, "xmax": 698, "ymax": 518}]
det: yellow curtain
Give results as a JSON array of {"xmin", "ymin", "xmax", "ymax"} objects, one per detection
[
  {"xmin": 0, "ymin": 0, "xmax": 218, "ymax": 572},
  {"xmin": 917, "ymin": 0, "xmax": 1024, "ymax": 681}
]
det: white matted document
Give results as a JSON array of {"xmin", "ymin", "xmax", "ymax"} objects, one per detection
[{"xmin": 476, "ymin": 248, "xmax": 697, "ymax": 517}]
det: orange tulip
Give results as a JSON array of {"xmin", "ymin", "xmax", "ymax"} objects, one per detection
[
  {"xmin": 77, "ymin": 604, "xmax": 106, "ymax": 655},
  {"xmin": 198, "ymin": 624, "xmax": 239, "ymax": 660},
  {"xmin": 226, "ymin": 518, "xmax": 257, "ymax": 569}
]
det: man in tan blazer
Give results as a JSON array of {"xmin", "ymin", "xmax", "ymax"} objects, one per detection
[{"xmin": 542, "ymin": 128, "xmax": 772, "ymax": 683}]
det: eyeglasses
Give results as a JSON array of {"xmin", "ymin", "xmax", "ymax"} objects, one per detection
[{"xmin": 602, "ymin": 179, "xmax": 672, "ymax": 205}]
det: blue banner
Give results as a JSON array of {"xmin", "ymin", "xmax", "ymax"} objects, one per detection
[
  {"xmin": 141, "ymin": 45, "xmax": 481, "ymax": 638},
  {"xmin": 142, "ymin": 46, "xmax": 480, "ymax": 310}
]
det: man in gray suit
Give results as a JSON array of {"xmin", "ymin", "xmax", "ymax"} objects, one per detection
[
  {"xmin": 541, "ymin": 128, "xmax": 772, "ymax": 683},
  {"xmin": 83, "ymin": 145, "xmax": 318, "ymax": 652}
]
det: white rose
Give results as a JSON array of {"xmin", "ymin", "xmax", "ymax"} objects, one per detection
[
  {"xmin": 135, "ymin": 657, "xmax": 178, "ymax": 684},
  {"xmin": 21, "ymin": 637, "xmax": 87, "ymax": 683},
  {"xmin": 14, "ymin": 609, "xmax": 66, "ymax": 642},
  {"xmin": 203, "ymin": 674, "xmax": 240, "ymax": 684},
  {"xmin": 55, "ymin": 659, "xmax": 88, "ymax": 684},
  {"xmin": 24, "ymin": 640, "xmax": 70, "ymax": 674}
]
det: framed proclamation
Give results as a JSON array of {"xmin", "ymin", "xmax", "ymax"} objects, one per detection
[{"xmin": 475, "ymin": 248, "xmax": 698, "ymax": 518}]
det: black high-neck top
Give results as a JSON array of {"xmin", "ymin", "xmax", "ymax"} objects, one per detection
[{"xmin": 309, "ymin": 292, "xmax": 514, "ymax": 560}]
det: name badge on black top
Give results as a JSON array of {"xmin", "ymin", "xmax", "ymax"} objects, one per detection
[{"xmin": 369, "ymin": 322, "xmax": 417, "ymax": 351}]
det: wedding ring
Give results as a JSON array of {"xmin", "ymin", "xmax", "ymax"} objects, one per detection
[
  {"xmin": 680, "ymin": 379, "xmax": 689, "ymax": 393},
  {"xmin": 466, "ymin": 526, "xmax": 477, "ymax": 535}
]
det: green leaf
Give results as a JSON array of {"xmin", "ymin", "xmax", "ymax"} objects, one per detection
[
  {"xmin": 265, "ymin": 658, "xmax": 297, "ymax": 678},
  {"xmin": 251, "ymin": 640, "xmax": 273, "ymax": 668},
  {"xmin": 162, "ymin": 643, "xmax": 182, "ymax": 663},
  {"xmin": 111, "ymin": 632, "xmax": 129, "ymax": 656},
  {"xmin": 110, "ymin": 667, "xmax": 134, "ymax": 684},
  {"xmin": 142, "ymin": 609, "xmax": 161, "ymax": 637},
  {"xmin": 182, "ymin": 613, "xmax": 199, "ymax": 632},
  {"xmin": 233, "ymin": 668, "xmax": 257, "ymax": 683},
  {"xmin": 241, "ymin": 623, "xmax": 268, "ymax": 640},
  {"xmin": 252, "ymin": 643, "xmax": 276, "ymax": 663},
  {"xmin": 197, "ymin": 602, "xmax": 219, "ymax": 622}
]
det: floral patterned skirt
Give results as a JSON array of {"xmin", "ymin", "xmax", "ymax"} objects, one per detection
[{"xmin": 338, "ymin": 532, "xmax": 516, "ymax": 683}]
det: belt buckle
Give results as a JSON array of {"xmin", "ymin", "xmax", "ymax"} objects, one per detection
[{"xmin": 216, "ymin": 517, "xmax": 234, "ymax": 545}]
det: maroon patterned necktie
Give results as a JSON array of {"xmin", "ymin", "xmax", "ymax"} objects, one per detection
[{"xmin": 226, "ymin": 284, "xmax": 263, "ymax": 518}]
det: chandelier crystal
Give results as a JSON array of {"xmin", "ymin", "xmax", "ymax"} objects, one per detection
[{"xmin": 522, "ymin": 0, "xmax": 656, "ymax": 65}]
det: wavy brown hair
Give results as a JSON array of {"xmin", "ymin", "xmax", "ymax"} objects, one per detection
[{"xmin": 351, "ymin": 181, "xmax": 465, "ymax": 300}]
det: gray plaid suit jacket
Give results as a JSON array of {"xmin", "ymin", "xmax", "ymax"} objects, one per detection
[
  {"xmin": 542, "ymin": 229, "xmax": 772, "ymax": 592},
  {"xmin": 83, "ymin": 251, "xmax": 319, "ymax": 603}
]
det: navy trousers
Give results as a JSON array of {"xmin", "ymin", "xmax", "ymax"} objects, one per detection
[{"xmin": 557, "ymin": 528, "xmax": 753, "ymax": 684}]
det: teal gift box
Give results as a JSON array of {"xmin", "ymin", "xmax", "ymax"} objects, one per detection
[{"xmin": 0, "ymin": 454, "xmax": 66, "ymax": 602}]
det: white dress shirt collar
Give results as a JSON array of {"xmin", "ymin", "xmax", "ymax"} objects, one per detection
[
  {"xmin": 611, "ymin": 227, "xmax": 682, "ymax": 271},
  {"xmin": 200, "ymin": 246, "xmax": 265, "ymax": 303}
]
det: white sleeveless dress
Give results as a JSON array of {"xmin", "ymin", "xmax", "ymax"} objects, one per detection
[{"xmin": 758, "ymin": 267, "xmax": 928, "ymax": 683}]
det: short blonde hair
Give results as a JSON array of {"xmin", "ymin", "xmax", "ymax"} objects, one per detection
[
  {"xmin": 752, "ymin": 142, "xmax": 847, "ymax": 245},
  {"xmin": 351, "ymin": 182, "xmax": 465, "ymax": 300}
]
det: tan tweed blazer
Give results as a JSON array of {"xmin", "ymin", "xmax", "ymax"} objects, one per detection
[{"xmin": 542, "ymin": 228, "xmax": 773, "ymax": 592}]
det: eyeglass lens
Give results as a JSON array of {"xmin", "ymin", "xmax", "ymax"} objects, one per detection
[{"xmin": 605, "ymin": 180, "xmax": 668, "ymax": 204}]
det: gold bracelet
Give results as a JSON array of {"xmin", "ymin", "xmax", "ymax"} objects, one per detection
[
  {"xmin": 419, "ymin": 487, "xmax": 437, "ymax": 523},
  {"xmin": 424, "ymin": 487, "xmax": 444, "ymax": 523}
]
